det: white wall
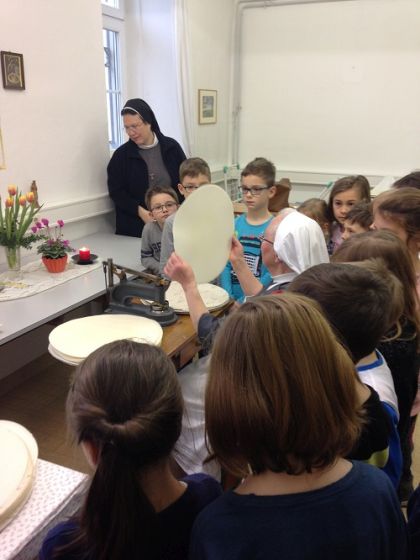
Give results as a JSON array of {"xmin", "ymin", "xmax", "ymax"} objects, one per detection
[
  {"xmin": 133, "ymin": 0, "xmax": 182, "ymax": 143},
  {"xmin": 237, "ymin": 0, "xmax": 420, "ymax": 182},
  {"xmin": 0, "ymin": 0, "xmax": 113, "ymax": 263},
  {"xmin": 185, "ymin": 0, "xmax": 235, "ymax": 172}
]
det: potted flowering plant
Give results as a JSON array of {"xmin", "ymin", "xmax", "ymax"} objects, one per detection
[
  {"xmin": 36, "ymin": 219, "xmax": 74, "ymax": 273},
  {"xmin": 0, "ymin": 185, "xmax": 43, "ymax": 272}
]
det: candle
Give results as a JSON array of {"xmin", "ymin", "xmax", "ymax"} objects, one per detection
[{"xmin": 79, "ymin": 247, "xmax": 91, "ymax": 261}]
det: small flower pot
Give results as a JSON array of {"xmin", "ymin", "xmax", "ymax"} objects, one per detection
[{"xmin": 42, "ymin": 255, "xmax": 68, "ymax": 273}]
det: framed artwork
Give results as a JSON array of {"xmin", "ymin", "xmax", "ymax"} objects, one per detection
[
  {"xmin": 1, "ymin": 51, "xmax": 25, "ymax": 90},
  {"xmin": 198, "ymin": 89, "xmax": 217, "ymax": 124}
]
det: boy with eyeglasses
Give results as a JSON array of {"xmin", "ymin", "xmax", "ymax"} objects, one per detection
[
  {"xmin": 220, "ymin": 157, "xmax": 276, "ymax": 301},
  {"xmin": 159, "ymin": 157, "xmax": 211, "ymax": 273},
  {"xmin": 140, "ymin": 186, "xmax": 179, "ymax": 274}
]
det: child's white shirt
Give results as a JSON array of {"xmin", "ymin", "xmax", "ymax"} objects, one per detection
[{"xmin": 357, "ymin": 350, "xmax": 399, "ymax": 418}]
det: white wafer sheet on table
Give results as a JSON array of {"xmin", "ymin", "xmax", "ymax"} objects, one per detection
[
  {"xmin": 173, "ymin": 184, "xmax": 234, "ymax": 283},
  {"xmin": 49, "ymin": 314, "xmax": 163, "ymax": 362},
  {"xmin": 0, "ymin": 422, "xmax": 38, "ymax": 531},
  {"xmin": 165, "ymin": 281, "xmax": 229, "ymax": 314}
]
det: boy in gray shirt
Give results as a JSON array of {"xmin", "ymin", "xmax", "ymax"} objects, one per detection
[{"xmin": 140, "ymin": 186, "xmax": 179, "ymax": 274}]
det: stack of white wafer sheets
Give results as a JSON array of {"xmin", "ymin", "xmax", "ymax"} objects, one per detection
[
  {"xmin": 0, "ymin": 421, "xmax": 38, "ymax": 531},
  {"xmin": 48, "ymin": 314, "xmax": 163, "ymax": 366},
  {"xmin": 165, "ymin": 282, "xmax": 229, "ymax": 314}
]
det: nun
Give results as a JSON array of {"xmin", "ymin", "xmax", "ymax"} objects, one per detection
[{"xmin": 107, "ymin": 98, "xmax": 186, "ymax": 237}]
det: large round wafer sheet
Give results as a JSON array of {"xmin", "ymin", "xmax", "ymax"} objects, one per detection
[
  {"xmin": 0, "ymin": 422, "xmax": 37, "ymax": 530},
  {"xmin": 166, "ymin": 281, "xmax": 229, "ymax": 314},
  {"xmin": 173, "ymin": 185, "xmax": 234, "ymax": 283},
  {"xmin": 49, "ymin": 314, "xmax": 163, "ymax": 361}
]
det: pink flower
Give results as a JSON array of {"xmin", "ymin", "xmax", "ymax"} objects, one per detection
[
  {"xmin": 63, "ymin": 239, "xmax": 69, "ymax": 246},
  {"xmin": 57, "ymin": 219, "xmax": 64, "ymax": 227},
  {"xmin": 31, "ymin": 226, "xmax": 38, "ymax": 233},
  {"xmin": 36, "ymin": 221, "xmax": 43, "ymax": 228},
  {"xmin": 41, "ymin": 218, "xmax": 49, "ymax": 226}
]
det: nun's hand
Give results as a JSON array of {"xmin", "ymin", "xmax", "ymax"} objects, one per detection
[{"xmin": 229, "ymin": 236, "xmax": 245, "ymax": 266}]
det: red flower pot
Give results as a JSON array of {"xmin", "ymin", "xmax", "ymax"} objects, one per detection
[{"xmin": 42, "ymin": 255, "xmax": 68, "ymax": 273}]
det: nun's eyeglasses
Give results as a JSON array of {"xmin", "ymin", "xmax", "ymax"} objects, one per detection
[
  {"xmin": 124, "ymin": 121, "xmax": 145, "ymax": 132},
  {"xmin": 240, "ymin": 185, "xmax": 269, "ymax": 196},
  {"xmin": 258, "ymin": 234, "xmax": 274, "ymax": 245}
]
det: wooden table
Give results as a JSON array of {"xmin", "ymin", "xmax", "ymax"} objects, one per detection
[{"xmin": 161, "ymin": 304, "xmax": 230, "ymax": 370}]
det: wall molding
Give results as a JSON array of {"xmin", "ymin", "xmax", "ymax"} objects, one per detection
[
  {"xmin": 211, "ymin": 165, "xmax": 387, "ymax": 204},
  {"xmin": 37, "ymin": 192, "xmax": 114, "ymax": 225},
  {"xmin": 41, "ymin": 192, "xmax": 110, "ymax": 211}
]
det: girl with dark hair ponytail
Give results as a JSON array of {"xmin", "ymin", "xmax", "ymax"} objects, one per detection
[{"xmin": 39, "ymin": 340, "xmax": 221, "ymax": 560}]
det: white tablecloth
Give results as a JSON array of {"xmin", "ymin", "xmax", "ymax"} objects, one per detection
[
  {"xmin": 0, "ymin": 459, "xmax": 87, "ymax": 560},
  {"xmin": 0, "ymin": 259, "xmax": 102, "ymax": 301}
]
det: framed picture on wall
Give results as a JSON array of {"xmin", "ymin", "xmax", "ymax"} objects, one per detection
[
  {"xmin": 198, "ymin": 89, "xmax": 217, "ymax": 124},
  {"xmin": 1, "ymin": 51, "xmax": 25, "ymax": 90}
]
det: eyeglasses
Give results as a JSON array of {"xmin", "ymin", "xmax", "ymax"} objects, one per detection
[
  {"xmin": 240, "ymin": 185, "xmax": 269, "ymax": 197},
  {"xmin": 258, "ymin": 233, "xmax": 274, "ymax": 245},
  {"xmin": 182, "ymin": 184, "xmax": 202, "ymax": 193},
  {"xmin": 151, "ymin": 201, "xmax": 178, "ymax": 213},
  {"xmin": 124, "ymin": 121, "xmax": 145, "ymax": 133}
]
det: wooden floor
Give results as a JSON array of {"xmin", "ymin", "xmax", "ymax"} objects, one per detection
[
  {"xmin": 0, "ymin": 354, "xmax": 88, "ymax": 473},
  {"xmin": 1, "ymin": 353, "xmax": 420, "ymax": 487}
]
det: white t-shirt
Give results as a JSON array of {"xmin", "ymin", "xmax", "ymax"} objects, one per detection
[{"xmin": 357, "ymin": 350, "xmax": 399, "ymax": 417}]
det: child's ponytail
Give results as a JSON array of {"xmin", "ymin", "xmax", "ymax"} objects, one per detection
[{"xmin": 52, "ymin": 340, "xmax": 183, "ymax": 559}]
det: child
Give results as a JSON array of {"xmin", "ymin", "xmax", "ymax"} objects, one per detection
[
  {"xmin": 341, "ymin": 201, "xmax": 373, "ymax": 241},
  {"xmin": 372, "ymin": 187, "xmax": 420, "ymax": 291},
  {"xmin": 289, "ymin": 261, "xmax": 404, "ymax": 487},
  {"xmin": 190, "ymin": 294, "xmax": 408, "ymax": 559},
  {"xmin": 164, "ymin": 210, "xmax": 328, "ymax": 479},
  {"xmin": 159, "ymin": 157, "xmax": 211, "ymax": 273},
  {"xmin": 333, "ymin": 230, "xmax": 420, "ymax": 503},
  {"xmin": 394, "ymin": 171, "xmax": 420, "ymax": 190},
  {"xmin": 297, "ymin": 197, "xmax": 330, "ymax": 243},
  {"xmin": 326, "ymin": 175, "xmax": 371, "ymax": 253},
  {"xmin": 220, "ymin": 157, "xmax": 276, "ymax": 301},
  {"xmin": 39, "ymin": 340, "xmax": 221, "ymax": 560},
  {"xmin": 140, "ymin": 186, "xmax": 179, "ymax": 274}
]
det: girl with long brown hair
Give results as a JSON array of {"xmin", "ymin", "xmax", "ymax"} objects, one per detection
[
  {"xmin": 372, "ymin": 187, "xmax": 420, "ymax": 292},
  {"xmin": 39, "ymin": 340, "xmax": 221, "ymax": 560},
  {"xmin": 190, "ymin": 294, "xmax": 407, "ymax": 559},
  {"xmin": 326, "ymin": 174, "xmax": 371, "ymax": 253},
  {"xmin": 333, "ymin": 230, "xmax": 420, "ymax": 503}
]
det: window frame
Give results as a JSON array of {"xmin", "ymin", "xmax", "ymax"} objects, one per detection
[{"xmin": 102, "ymin": 2, "xmax": 126, "ymax": 151}]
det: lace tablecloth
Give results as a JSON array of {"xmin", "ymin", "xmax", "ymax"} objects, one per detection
[
  {"xmin": 0, "ymin": 459, "xmax": 87, "ymax": 560},
  {"xmin": 0, "ymin": 259, "xmax": 103, "ymax": 301}
]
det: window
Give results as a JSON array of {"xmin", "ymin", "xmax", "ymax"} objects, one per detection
[
  {"xmin": 102, "ymin": 1, "xmax": 124, "ymax": 150},
  {"xmin": 103, "ymin": 29, "xmax": 123, "ymax": 149},
  {"xmin": 102, "ymin": 0, "xmax": 119, "ymax": 8}
]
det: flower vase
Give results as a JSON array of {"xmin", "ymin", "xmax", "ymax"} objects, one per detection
[
  {"xmin": 42, "ymin": 255, "xmax": 68, "ymax": 273},
  {"xmin": 4, "ymin": 246, "xmax": 21, "ymax": 278}
]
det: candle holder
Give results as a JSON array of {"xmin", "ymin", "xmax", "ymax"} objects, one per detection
[{"xmin": 71, "ymin": 254, "xmax": 98, "ymax": 265}]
